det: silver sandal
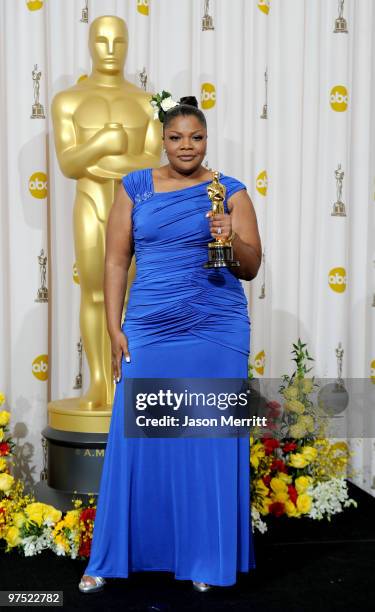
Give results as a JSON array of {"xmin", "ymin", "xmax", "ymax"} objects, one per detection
[
  {"xmin": 192, "ymin": 581, "xmax": 212, "ymax": 592},
  {"xmin": 78, "ymin": 575, "xmax": 106, "ymax": 593}
]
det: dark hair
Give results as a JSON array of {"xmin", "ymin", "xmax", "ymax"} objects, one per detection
[{"xmin": 163, "ymin": 96, "xmax": 207, "ymax": 130}]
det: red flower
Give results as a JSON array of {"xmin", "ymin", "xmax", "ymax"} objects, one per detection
[
  {"xmin": 270, "ymin": 459, "xmax": 288, "ymax": 473},
  {"xmin": 80, "ymin": 507, "xmax": 96, "ymax": 522},
  {"xmin": 283, "ymin": 441, "xmax": 298, "ymax": 453},
  {"xmin": 266, "ymin": 401, "xmax": 281, "ymax": 413},
  {"xmin": 263, "ymin": 438, "xmax": 280, "ymax": 455},
  {"xmin": 78, "ymin": 507, "xmax": 96, "ymax": 558},
  {"xmin": 262, "ymin": 474, "xmax": 271, "ymax": 486},
  {"xmin": 269, "ymin": 502, "xmax": 285, "ymax": 517},
  {"xmin": 288, "ymin": 484, "xmax": 298, "ymax": 505},
  {"xmin": 0, "ymin": 442, "xmax": 10, "ymax": 456},
  {"xmin": 78, "ymin": 538, "xmax": 91, "ymax": 558}
]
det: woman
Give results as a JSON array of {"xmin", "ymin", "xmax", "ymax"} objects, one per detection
[{"xmin": 79, "ymin": 96, "xmax": 262, "ymax": 593}]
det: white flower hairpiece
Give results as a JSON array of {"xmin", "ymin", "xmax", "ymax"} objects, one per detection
[{"xmin": 150, "ymin": 90, "xmax": 180, "ymax": 122}]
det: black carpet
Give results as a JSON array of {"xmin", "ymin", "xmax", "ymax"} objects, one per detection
[{"xmin": 1, "ymin": 482, "xmax": 374, "ymax": 611}]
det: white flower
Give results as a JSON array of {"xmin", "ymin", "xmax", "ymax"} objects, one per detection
[
  {"xmin": 153, "ymin": 108, "xmax": 159, "ymax": 120},
  {"xmin": 160, "ymin": 96, "xmax": 179, "ymax": 112},
  {"xmin": 307, "ymin": 477, "xmax": 357, "ymax": 520},
  {"xmin": 251, "ymin": 505, "xmax": 268, "ymax": 533}
]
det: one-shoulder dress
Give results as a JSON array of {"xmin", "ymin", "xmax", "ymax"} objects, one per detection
[{"xmin": 83, "ymin": 167, "xmax": 256, "ymax": 586}]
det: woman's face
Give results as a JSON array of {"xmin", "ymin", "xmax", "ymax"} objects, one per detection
[{"xmin": 163, "ymin": 114, "xmax": 207, "ymax": 174}]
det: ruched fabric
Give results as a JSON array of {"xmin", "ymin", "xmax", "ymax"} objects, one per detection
[{"xmin": 84, "ymin": 168, "xmax": 256, "ymax": 586}]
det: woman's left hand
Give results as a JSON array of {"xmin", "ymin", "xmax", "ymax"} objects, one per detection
[{"xmin": 205, "ymin": 210, "xmax": 232, "ymax": 241}]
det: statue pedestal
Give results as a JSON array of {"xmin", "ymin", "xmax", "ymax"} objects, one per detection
[{"xmin": 32, "ymin": 399, "xmax": 112, "ymax": 512}]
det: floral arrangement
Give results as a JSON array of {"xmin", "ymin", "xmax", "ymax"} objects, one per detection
[
  {"xmin": 150, "ymin": 90, "xmax": 179, "ymax": 122},
  {"xmin": 250, "ymin": 339, "xmax": 357, "ymax": 533},
  {"xmin": 0, "ymin": 339, "xmax": 358, "ymax": 556},
  {"xmin": 0, "ymin": 392, "xmax": 97, "ymax": 558}
]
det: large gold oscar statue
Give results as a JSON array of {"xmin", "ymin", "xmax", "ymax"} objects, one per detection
[{"xmin": 49, "ymin": 15, "xmax": 162, "ymax": 432}]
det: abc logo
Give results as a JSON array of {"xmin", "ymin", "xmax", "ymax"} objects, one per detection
[
  {"xmin": 330, "ymin": 85, "xmax": 348, "ymax": 112},
  {"xmin": 32, "ymin": 354, "xmax": 48, "ymax": 381},
  {"xmin": 137, "ymin": 0, "xmax": 149, "ymax": 15},
  {"xmin": 73, "ymin": 262, "xmax": 80, "ymax": 284},
  {"xmin": 254, "ymin": 350, "xmax": 265, "ymax": 375},
  {"xmin": 370, "ymin": 359, "xmax": 375, "ymax": 382},
  {"xmin": 201, "ymin": 83, "xmax": 216, "ymax": 110},
  {"xmin": 29, "ymin": 172, "xmax": 47, "ymax": 199},
  {"xmin": 77, "ymin": 74, "xmax": 88, "ymax": 83},
  {"xmin": 328, "ymin": 267, "xmax": 347, "ymax": 293},
  {"xmin": 256, "ymin": 170, "xmax": 268, "ymax": 196},
  {"xmin": 26, "ymin": 0, "xmax": 43, "ymax": 10},
  {"xmin": 257, "ymin": 0, "xmax": 270, "ymax": 14}
]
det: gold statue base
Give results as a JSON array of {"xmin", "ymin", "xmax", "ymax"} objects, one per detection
[
  {"xmin": 203, "ymin": 242, "xmax": 240, "ymax": 268},
  {"xmin": 48, "ymin": 398, "xmax": 112, "ymax": 433}
]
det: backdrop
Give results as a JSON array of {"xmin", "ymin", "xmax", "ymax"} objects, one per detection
[{"xmin": 0, "ymin": 0, "xmax": 374, "ymax": 495}]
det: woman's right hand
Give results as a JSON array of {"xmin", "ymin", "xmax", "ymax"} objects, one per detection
[{"xmin": 110, "ymin": 329, "xmax": 131, "ymax": 382}]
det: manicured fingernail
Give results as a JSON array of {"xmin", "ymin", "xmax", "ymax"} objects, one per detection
[
  {"xmin": 116, "ymin": 376, "xmax": 120, "ymax": 383},
  {"xmin": 125, "ymin": 356, "xmax": 130, "ymax": 362},
  {"xmin": 205, "ymin": 212, "xmax": 210, "ymax": 217}
]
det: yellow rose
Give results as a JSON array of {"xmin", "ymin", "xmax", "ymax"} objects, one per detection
[
  {"xmin": 0, "ymin": 473, "xmax": 14, "ymax": 492},
  {"xmin": 43, "ymin": 504, "xmax": 62, "ymax": 525},
  {"xmin": 255, "ymin": 479, "xmax": 269, "ymax": 498},
  {"xmin": 272, "ymin": 491, "xmax": 289, "ymax": 503},
  {"xmin": 259, "ymin": 496, "xmax": 272, "ymax": 516},
  {"xmin": 64, "ymin": 510, "xmax": 80, "ymax": 529},
  {"xmin": 0, "ymin": 457, "xmax": 7, "ymax": 472},
  {"xmin": 5, "ymin": 525, "xmax": 21, "ymax": 547},
  {"xmin": 285, "ymin": 400, "xmax": 305, "ymax": 414},
  {"xmin": 0, "ymin": 392, "xmax": 6, "ymax": 406},
  {"xmin": 270, "ymin": 477, "xmax": 288, "ymax": 494},
  {"xmin": 289, "ymin": 423, "xmax": 307, "ymax": 439},
  {"xmin": 25, "ymin": 502, "xmax": 45, "ymax": 527},
  {"xmin": 13, "ymin": 512, "xmax": 27, "ymax": 528},
  {"xmin": 250, "ymin": 442, "xmax": 265, "ymax": 469},
  {"xmin": 25, "ymin": 502, "xmax": 45, "ymax": 513},
  {"xmin": 299, "ymin": 415, "xmax": 315, "ymax": 433},
  {"xmin": 288, "ymin": 453, "xmax": 309, "ymax": 468},
  {"xmin": 295, "ymin": 475, "xmax": 313, "ymax": 494},
  {"xmin": 27, "ymin": 510, "xmax": 43, "ymax": 527},
  {"xmin": 296, "ymin": 493, "xmax": 312, "ymax": 514},
  {"xmin": 285, "ymin": 500, "xmax": 299, "ymax": 517},
  {"xmin": 302, "ymin": 379, "xmax": 314, "ymax": 394},
  {"xmin": 278, "ymin": 472, "xmax": 292, "ymax": 484},
  {"xmin": 0, "ymin": 410, "xmax": 10, "ymax": 426},
  {"xmin": 283, "ymin": 387, "xmax": 299, "ymax": 400},
  {"xmin": 301, "ymin": 446, "xmax": 318, "ymax": 462}
]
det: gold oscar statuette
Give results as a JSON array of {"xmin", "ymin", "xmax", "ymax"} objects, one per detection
[
  {"xmin": 49, "ymin": 15, "xmax": 162, "ymax": 432},
  {"xmin": 203, "ymin": 171, "xmax": 240, "ymax": 269}
]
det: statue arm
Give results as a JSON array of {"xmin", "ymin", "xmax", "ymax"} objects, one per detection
[
  {"xmin": 108, "ymin": 116, "xmax": 162, "ymax": 174},
  {"xmin": 51, "ymin": 93, "xmax": 111, "ymax": 180}
]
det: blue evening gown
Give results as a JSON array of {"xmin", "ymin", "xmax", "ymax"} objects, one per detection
[{"xmin": 83, "ymin": 168, "xmax": 256, "ymax": 586}]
